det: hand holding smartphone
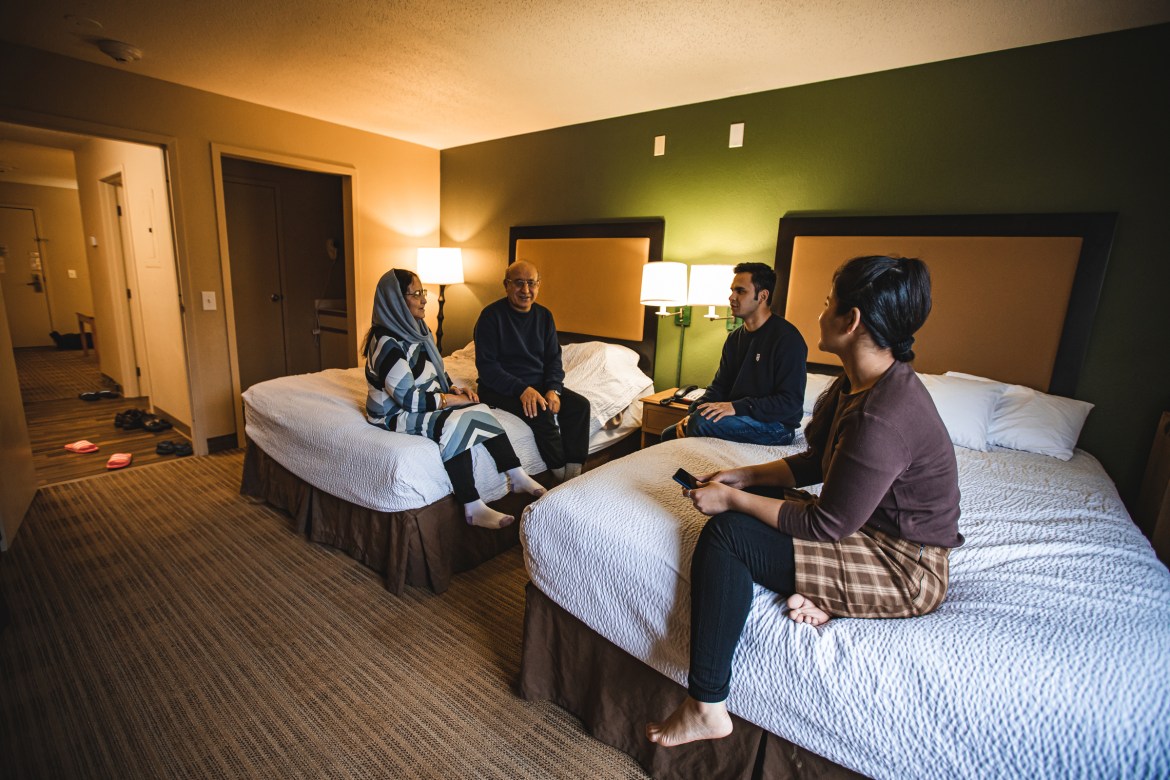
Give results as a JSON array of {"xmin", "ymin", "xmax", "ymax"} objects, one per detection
[{"xmin": 672, "ymin": 468, "xmax": 700, "ymax": 490}]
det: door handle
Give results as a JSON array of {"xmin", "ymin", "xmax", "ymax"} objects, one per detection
[
  {"xmin": 26, "ymin": 274, "xmax": 43, "ymax": 293},
  {"xmin": 270, "ymin": 293, "xmax": 282, "ymax": 302}
]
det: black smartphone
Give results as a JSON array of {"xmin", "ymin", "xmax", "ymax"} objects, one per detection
[{"xmin": 672, "ymin": 468, "xmax": 699, "ymax": 490}]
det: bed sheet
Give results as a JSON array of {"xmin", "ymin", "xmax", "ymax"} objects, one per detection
[
  {"xmin": 520, "ymin": 435, "xmax": 1170, "ymax": 779},
  {"xmin": 243, "ymin": 350, "xmax": 651, "ymax": 513}
]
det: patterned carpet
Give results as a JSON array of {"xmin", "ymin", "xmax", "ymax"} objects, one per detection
[
  {"xmin": 13, "ymin": 346, "xmax": 108, "ymax": 403},
  {"xmin": 0, "ymin": 452, "xmax": 647, "ymax": 779}
]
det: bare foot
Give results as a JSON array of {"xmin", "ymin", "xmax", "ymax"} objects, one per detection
[
  {"xmin": 506, "ymin": 468, "xmax": 546, "ymax": 497},
  {"xmin": 645, "ymin": 697, "xmax": 733, "ymax": 747},
  {"xmin": 464, "ymin": 500, "xmax": 515, "ymax": 530},
  {"xmin": 786, "ymin": 593, "xmax": 830, "ymax": 626}
]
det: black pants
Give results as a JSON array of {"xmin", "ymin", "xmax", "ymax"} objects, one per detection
[
  {"xmin": 443, "ymin": 433, "xmax": 521, "ymax": 504},
  {"xmin": 688, "ymin": 486, "xmax": 795, "ymax": 703},
  {"xmin": 477, "ymin": 386, "xmax": 590, "ymax": 470}
]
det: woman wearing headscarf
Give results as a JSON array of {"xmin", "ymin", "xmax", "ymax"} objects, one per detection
[
  {"xmin": 363, "ymin": 268, "xmax": 546, "ymax": 529},
  {"xmin": 647, "ymin": 255, "xmax": 963, "ymax": 747}
]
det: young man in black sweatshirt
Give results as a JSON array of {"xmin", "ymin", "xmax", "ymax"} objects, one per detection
[
  {"xmin": 475, "ymin": 261, "xmax": 591, "ymax": 482},
  {"xmin": 661, "ymin": 262, "xmax": 806, "ymax": 445}
]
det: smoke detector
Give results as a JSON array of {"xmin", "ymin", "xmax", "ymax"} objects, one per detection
[{"xmin": 96, "ymin": 39, "xmax": 142, "ymax": 63}]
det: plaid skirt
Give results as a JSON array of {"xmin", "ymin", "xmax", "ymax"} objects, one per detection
[{"xmin": 792, "ymin": 525, "xmax": 950, "ymax": 619}]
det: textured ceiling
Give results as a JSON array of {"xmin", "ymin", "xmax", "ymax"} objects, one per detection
[{"xmin": 2, "ymin": 1, "xmax": 1168, "ymax": 150}]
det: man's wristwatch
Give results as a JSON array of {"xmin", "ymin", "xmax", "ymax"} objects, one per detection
[{"xmin": 550, "ymin": 389, "xmax": 561, "ymax": 396}]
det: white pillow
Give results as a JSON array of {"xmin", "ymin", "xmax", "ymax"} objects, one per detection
[
  {"xmin": 448, "ymin": 341, "xmax": 476, "ymax": 361},
  {"xmin": 561, "ymin": 340, "xmax": 639, "ymax": 373},
  {"xmin": 917, "ymin": 373, "xmax": 1005, "ymax": 451},
  {"xmin": 945, "ymin": 372, "xmax": 1094, "ymax": 460},
  {"xmin": 561, "ymin": 342, "xmax": 653, "ymax": 424},
  {"xmin": 804, "ymin": 372, "xmax": 835, "ymax": 415}
]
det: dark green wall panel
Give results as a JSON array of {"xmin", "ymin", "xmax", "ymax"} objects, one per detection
[{"xmin": 441, "ymin": 24, "xmax": 1170, "ymax": 507}]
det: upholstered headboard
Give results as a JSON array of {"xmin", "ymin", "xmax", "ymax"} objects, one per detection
[
  {"xmin": 773, "ymin": 213, "xmax": 1117, "ymax": 395},
  {"xmin": 508, "ymin": 219, "xmax": 665, "ymax": 376}
]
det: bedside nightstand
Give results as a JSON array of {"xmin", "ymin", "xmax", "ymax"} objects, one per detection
[{"xmin": 639, "ymin": 388, "xmax": 691, "ymax": 448}]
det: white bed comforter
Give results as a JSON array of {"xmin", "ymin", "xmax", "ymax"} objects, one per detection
[
  {"xmin": 521, "ymin": 435, "xmax": 1170, "ymax": 779},
  {"xmin": 242, "ymin": 345, "xmax": 652, "ymax": 513}
]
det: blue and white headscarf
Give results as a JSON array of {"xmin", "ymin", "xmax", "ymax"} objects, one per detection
[{"xmin": 370, "ymin": 269, "xmax": 451, "ymax": 392}]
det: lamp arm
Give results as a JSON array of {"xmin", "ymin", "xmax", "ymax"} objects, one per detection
[{"xmin": 435, "ymin": 283, "xmax": 447, "ymax": 353}]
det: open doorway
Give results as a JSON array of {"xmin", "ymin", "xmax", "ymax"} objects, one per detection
[{"xmin": 0, "ymin": 120, "xmax": 193, "ymax": 485}]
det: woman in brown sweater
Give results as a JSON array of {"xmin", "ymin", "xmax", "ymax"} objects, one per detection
[{"xmin": 648, "ymin": 255, "xmax": 963, "ymax": 748}]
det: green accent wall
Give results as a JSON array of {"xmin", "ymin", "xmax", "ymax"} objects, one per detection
[{"xmin": 440, "ymin": 24, "xmax": 1170, "ymax": 508}]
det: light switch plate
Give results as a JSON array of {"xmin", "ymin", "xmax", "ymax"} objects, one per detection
[
  {"xmin": 653, "ymin": 135, "xmax": 666, "ymax": 156},
  {"xmin": 201, "ymin": 291, "xmax": 217, "ymax": 311},
  {"xmin": 729, "ymin": 122, "xmax": 744, "ymax": 148}
]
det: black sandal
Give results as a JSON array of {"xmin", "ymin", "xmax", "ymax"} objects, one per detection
[
  {"xmin": 143, "ymin": 417, "xmax": 173, "ymax": 433},
  {"xmin": 172, "ymin": 441, "xmax": 193, "ymax": 457},
  {"xmin": 155, "ymin": 440, "xmax": 175, "ymax": 455},
  {"xmin": 114, "ymin": 409, "xmax": 145, "ymax": 429}
]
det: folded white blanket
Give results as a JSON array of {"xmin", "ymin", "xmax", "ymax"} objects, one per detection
[{"xmin": 521, "ymin": 437, "xmax": 1170, "ymax": 779}]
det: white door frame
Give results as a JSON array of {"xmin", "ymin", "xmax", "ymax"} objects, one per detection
[
  {"xmin": 97, "ymin": 170, "xmax": 145, "ymax": 397},
  {"xmin": 211, "ymin": 143, "xmax": 358, "ymax": 447},
  {"xmin": 100, "ymin": 172, "xmax": 156, "ymax": 399}
]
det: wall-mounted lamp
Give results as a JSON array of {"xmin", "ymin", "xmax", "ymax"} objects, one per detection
[
  {"xmin": 417, "ymin": 247, "xmax": 463, "ymax": 353},
  {"xmin": 641, "ymin": 261, "xmax": 693, "ymax": 386},
  {"xmin": 687, "ymin": 263, "xmax": 742, "ymax": 331},
  {"xmin": 639, "ymin": 261, "xmax": 690, "ymax": 326},
  {"xmin": 688, "ymin": 263, "xmax": 734, "ymax": 316}
]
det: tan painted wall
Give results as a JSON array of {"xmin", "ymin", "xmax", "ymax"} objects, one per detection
[
  {"xmin": 73, "ymin": 137, "xmax": 192, "ymax": 425},
  {"xmin": 0, "ymin": 42, "xmax": 440, "ymax": 448},
  {"xmin": 0, "ymin": 181, "xmax": 93, "ymax": 332}
]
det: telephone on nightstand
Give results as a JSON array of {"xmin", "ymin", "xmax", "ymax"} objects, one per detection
[{"xmin": 662, "ymin": 385, "xmax": 704, "ymax": 405}]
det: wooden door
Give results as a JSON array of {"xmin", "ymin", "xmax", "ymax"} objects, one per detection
[
  {"xmin": 0, "ymin": 206, "xmax": 54, "ymax": 348},
  {"xmin": 223, "ymin": 178, "xmax": 288, "ymax": 392},
  {"xmin": 0, "ymin": 282, "xmax": 38, "ymax": 550}
]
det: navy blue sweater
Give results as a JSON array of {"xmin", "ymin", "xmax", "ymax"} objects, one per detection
[
  {"xmin": 697, "ymin": 314, "xmax": 807, "ymax": 428},
  {"xmin": 474, "ymin": 299, "xmax": 565, "ymax": 397}
]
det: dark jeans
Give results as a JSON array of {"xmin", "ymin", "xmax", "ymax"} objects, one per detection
[
  {"xmin": 477, "ymin": 386, "xmax": 590, "ymax": 470},
  {"xmin": 660, "ymin": 409, "xmax": 795, "ymax": 446},
  {"xmin": 443, "ymin": 433, "xmax": 520, "ymax": 504},
  {"xmin": 688, "ymin": 486, "xmax": 795, "ymax": 703}
]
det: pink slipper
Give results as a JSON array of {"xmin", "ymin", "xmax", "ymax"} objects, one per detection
[
  {"xmin": 64, "ymin": 440, "xmax": 99, "ymax": 454},
  {"xmin": 106, "ymin": 453, "xmax": 132, "ymax": 470}
]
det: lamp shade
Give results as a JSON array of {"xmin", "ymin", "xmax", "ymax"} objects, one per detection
[
  {"xmin": 687, "ymin": 264, "xmax": 735, "ymax": 306},
  {"xmin": 639, "ymin": 261, "xmax": 688, "ymax": 306},
  {"xmin": 416, "ymin": 247, "xmax": 464, "ymax": 285}
]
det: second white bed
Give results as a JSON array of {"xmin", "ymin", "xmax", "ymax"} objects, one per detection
[{"xmin": 520, "ymin": 433, "xmax": 1170, "ymax": 778}]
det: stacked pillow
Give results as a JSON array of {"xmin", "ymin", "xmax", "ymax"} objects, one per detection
[
  {"xmin": 803, "ymin": 372, "xmax": 835, "ymax": 416},
  {"xmin": 916, "ymin": 374, "xmax": 1006, "ymax": 452},
  {"xmin": 907, "ymin": 370, "xmax": 1091, "ymax": 459}
]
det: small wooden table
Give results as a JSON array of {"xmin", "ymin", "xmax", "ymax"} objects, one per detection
[
  {"xmin": 639, "ymin": 388, "xmax": 691, "ymax": 448},
  {"xmin": 76, "ymin": 312, "xmax": 97, "ymax": 359}
]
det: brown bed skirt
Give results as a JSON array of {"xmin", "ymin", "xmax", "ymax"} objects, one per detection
[
  {"xmin": 240, "ymin": 439, "xmax": 524, "ymax": 595},
  {"xmin": 519, "ymin": 583, "xmax": 864, "ymax": 780}
]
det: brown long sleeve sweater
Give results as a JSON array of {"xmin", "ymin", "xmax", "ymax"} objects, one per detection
[{"xmin": 778, "ymin": 360, "xmax": 963, "ymax": 548}]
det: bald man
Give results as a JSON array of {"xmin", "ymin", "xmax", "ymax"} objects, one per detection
[{"xmin": 474, "ymin": 261, "xmax": 591, "ymax": 482}]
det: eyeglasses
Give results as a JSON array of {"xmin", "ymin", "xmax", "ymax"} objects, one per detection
[
  {"xmin": 506, "ymin": 279, "xmax": 540, "ymax": 289},
  {"xmin": 405, "ymin": 289, "xmax": 428, "ymax": 300}
]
